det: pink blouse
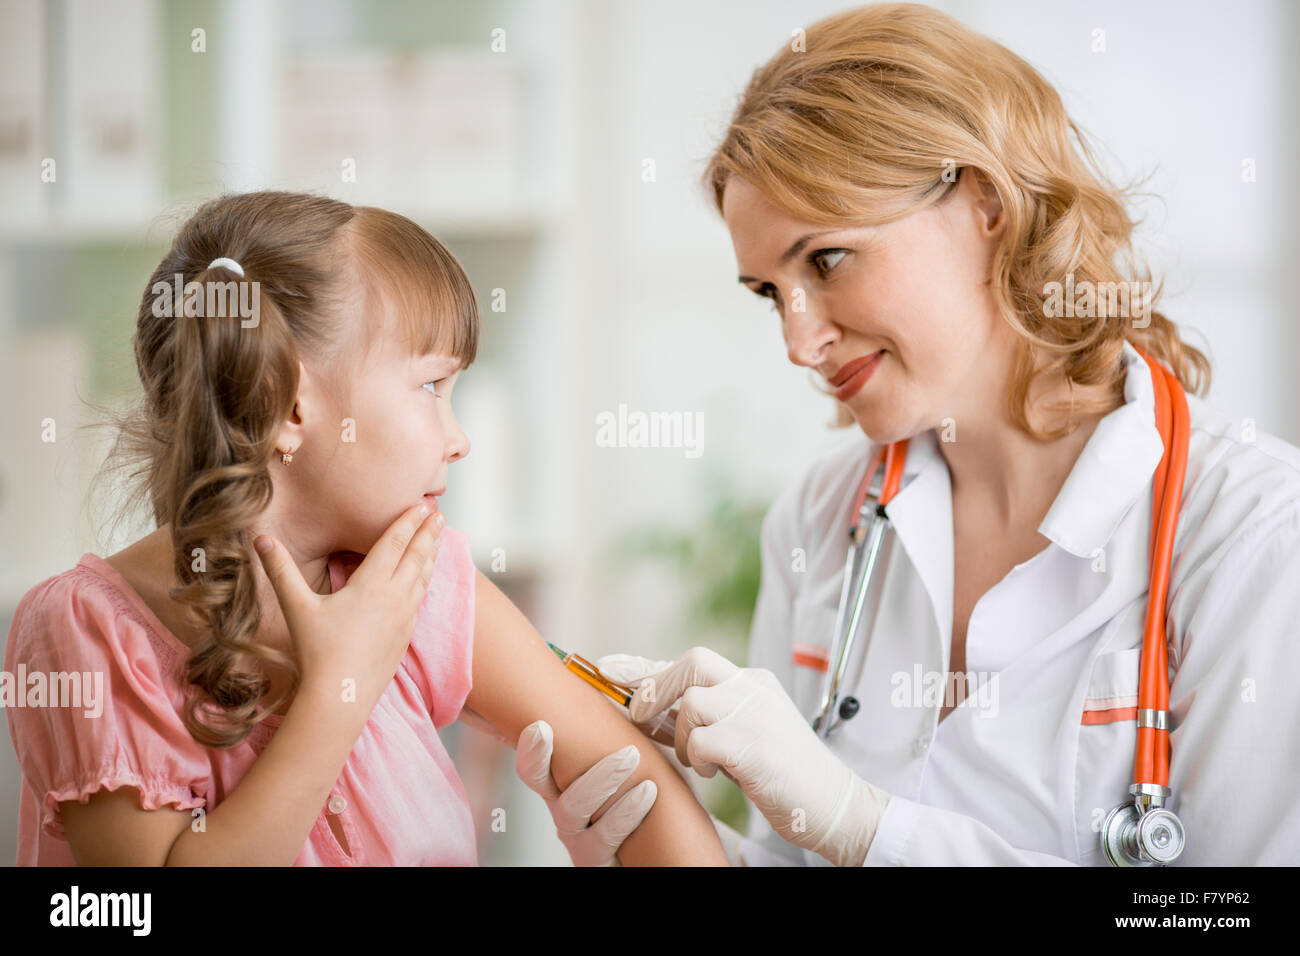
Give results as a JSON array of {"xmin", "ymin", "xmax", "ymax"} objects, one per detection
[{"xmin": 4, "ymin": 526, "xmax": 479, "ymax": 866}]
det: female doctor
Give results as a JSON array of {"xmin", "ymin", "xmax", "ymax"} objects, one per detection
[{"xmin": 502, "ymin": 3, "xmax": 1300, "ymax": 865}]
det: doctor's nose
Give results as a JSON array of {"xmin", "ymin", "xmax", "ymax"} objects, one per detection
[{"xmin": 783, "ymin": 304, "xmax": 840, "ymax": 369}]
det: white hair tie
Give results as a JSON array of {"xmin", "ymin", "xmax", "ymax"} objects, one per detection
[{"xmin": 207, "ymin": 257, "xmax": 245, "ymax": 277}]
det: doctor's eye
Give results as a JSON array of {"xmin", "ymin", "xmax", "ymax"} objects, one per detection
[{"xmin": 809, "ymin": 248, "xmax": 848, "ymax": 276}]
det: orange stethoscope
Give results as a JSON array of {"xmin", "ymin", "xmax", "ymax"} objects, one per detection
[{"xmin": 812, "ymin": 345, "xmax": 1189, "ymax": 866}]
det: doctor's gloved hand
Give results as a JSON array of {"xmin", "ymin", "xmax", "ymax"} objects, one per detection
[
  {"xmin": 514, "ymin": 719, "xmax": 657, "ymax": 867},
  {"xmin": 624, "ymin": 646, "xmax": 893, "ymax": 867},
  {"xmin": 596, "ymin": 653, "xmax": 748, "ymax": 866}
]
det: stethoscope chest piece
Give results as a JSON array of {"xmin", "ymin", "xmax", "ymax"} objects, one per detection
[
  {"xmin": 1101, "ymin": 799, "xmax": 1186, "ymax": 866},
  {"xmin": 811, "ymin": 695, "xmax": 861, "ymax": 734}
]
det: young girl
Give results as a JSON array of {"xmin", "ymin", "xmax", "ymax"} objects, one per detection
[{"xmin": 3, "ymin": 190, "xmax": 728, "ymax": 866}]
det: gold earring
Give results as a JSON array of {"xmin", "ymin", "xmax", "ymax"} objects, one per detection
[{"xmin": 280, "ymin": 449, "xmax": 294, "ymax": 465}]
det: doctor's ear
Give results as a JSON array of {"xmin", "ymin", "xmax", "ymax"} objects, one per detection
[{"xmin": 965, "ymin": 167, "xmax": 1005, "ymax": 237}]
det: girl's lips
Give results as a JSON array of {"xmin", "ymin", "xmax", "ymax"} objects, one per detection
[
  {"xmin": 833, "ymin": 350, "xmax": 884, "ymax": 402},
  {"xmin": 422, "ymin": 493, "xmax": 442, "ymax": 511}
]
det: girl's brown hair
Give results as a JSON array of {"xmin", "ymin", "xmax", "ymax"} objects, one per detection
[
  {"xmin": 96, "ymin": 190, "xmax": 478, "ymax": 748},
  {"xmin": 701, "ymin": 2, "xmax": 1211, "ymax": 437}
]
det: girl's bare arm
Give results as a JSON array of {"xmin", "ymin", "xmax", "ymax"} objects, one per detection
[{"xmin": 464, "ymin": 569, "xmax": 729, "ymax": 866}]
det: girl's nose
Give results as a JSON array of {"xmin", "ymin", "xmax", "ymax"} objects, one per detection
[{"xmin": 445, "ymin": 425, "xmax": 470, "ymax": 463}]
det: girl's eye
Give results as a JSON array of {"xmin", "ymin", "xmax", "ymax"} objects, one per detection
[{"xmin": 422, "ymin": 380, "xmax": 444, "ymax": 397}]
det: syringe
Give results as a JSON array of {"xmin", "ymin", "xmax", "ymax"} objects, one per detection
[{"xmin": 546, "ymin": 642, "xmax": 679, "ymax": 748}]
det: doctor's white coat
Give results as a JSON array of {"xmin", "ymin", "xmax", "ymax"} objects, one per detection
[{"xmin": 739, "ymin": 340, "xmax": 1300, "ymax": 866}]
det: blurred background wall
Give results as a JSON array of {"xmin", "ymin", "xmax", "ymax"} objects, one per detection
[{"xmin": 1, "ymin": 0, "xmax": 1296, "ymax": 866}]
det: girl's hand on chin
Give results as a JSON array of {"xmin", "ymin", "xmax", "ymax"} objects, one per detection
[{"xmin": 253, "ymin": 502, "xmax": 445, "ymax": 721}]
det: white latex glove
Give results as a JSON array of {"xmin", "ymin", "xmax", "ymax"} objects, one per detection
[
  {"xmin": 593, "ymin": 653, "xmax": 674, "ymax": 692},
  {"xmin": 593, "ymin": 653, "xmax": 687, "ymax": 788},
  {"xmin": 624, "ymin": 646, "xmax": 892, "ymax": 867},
  {"xmin": 597, "ymin": 653, "xmax": 747, "ymax": 865},
  {"xmin": 592, "ymin": 653, "xmax": 754, "ymax": 867},
  {"xmin": 514, "ymin": 719, "xmax": 656, "ymax": 867}
]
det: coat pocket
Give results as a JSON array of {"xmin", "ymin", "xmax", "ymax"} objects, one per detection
[
  {"xmin": 1076, "ymin": 646, "xmax": 1144, "ymax": 861},
  {"xmin": 788, "ymin": 593, "xmax": 838, "ymax": 721},
  {"xmin": 1081, "ymin": 647, "xmax": 1142, "ymax": 725}
]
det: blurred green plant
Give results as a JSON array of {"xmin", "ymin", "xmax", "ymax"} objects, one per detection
[{"xmin": 608, "ymin": 470, "xmax": 772, "ymax": 842}]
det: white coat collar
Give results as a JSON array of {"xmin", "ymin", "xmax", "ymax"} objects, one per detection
[
  {"xmin": 1037, "ymin": 340, "xmax": 1167, "ymax": 558},
  {"xmin": 887, "ymin": 340, "xmax": 1164, "ymax": 557},
  {"xmin": 877, "ymin": 341, "xmax": 1166, "ymax": 646}
]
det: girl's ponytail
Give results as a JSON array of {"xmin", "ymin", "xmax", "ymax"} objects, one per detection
[
  {"xmin": 107, "ymin": 192, "xmax": 356, "ymax": 747},
  {"xmin": 164, "ymin": 256, "xmax": 299, "ymax": 746}
]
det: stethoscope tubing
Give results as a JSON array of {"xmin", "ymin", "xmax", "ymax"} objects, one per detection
[
  {"xmin": 817, "ymin": 348, "xmax": 1188, "ymax": 802},
  {"xmin": 816, "ymin": 441, "xmax": 906, "ymax": 737}
]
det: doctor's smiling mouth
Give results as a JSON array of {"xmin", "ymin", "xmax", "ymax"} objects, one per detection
[{"xmin": 825, "ymin": 349, "xmax": 886, "ymax": 403}]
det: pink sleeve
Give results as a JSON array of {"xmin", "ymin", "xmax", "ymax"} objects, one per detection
[
  {"xmin": 3, "ymin": 573, "xmax": 211, "ymax": 842},
  {"xmin": 404, "ymin": 525, "xmax": 477, "ymax": 728}
]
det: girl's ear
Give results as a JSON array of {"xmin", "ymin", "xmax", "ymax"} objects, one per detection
[{"xmin": 273, "ymin": 360, "xmax": 311, "ymax": 457}]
